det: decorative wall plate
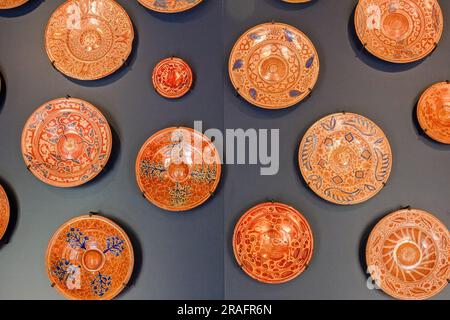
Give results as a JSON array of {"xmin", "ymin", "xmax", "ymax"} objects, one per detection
[
  {"xmin": 137, "ymin": 0, "xmax": 202, "ymax": 13},
  {"xmin": 46, "ymin": 215, "xmax": 134, "ymax": 300},
  {"xmin": 229, "ymin": 22, "xmax": 319, "ymax": 109},
  {"xmin": 0, "ymin": 185, "xmax": 10, "ymax": 241},
  {"xmin": 45, "ymin": 0, "xmax": 134, "ymax": 80},
  {"xmin": 299, "ymin": 112, "xmax": 392, "ymax": 205},
  {"xmin": 354, "ymin": 0, "xmax": 443, "ymax": 63},
  {"xmin": 282, "ymin": 0, "xmax": 311, "ymax": 3},
  {"xmin": 152, "ymin": 57, "xmax": 193, "ymax": 99},
  {"xmin": 366, "ymin": 208, "xmax": 449, "ymax": 300},
  {"xmin": 0, "ymin": 0, "xmax": 28, "ymax": 9},
  {"xmin": 136, "ymin": 127, "xmax": 221, "ymax": 211},
  {"xmin": 417, "ymin": 81, "xmax": 450, "ymax": 144},
  {"xmin": 21, "ymin": 98, "xmax": 112, "ymax": 188},
  {"xmin": 233, "ymin": 202, "xmax": 313, "ymax": 284}
]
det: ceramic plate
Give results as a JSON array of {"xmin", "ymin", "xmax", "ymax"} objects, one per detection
[
  {"xmin": 0, "ymin": 0, "xmax": 27, "ymax": 9},
  {"xmin": 355, "ymin": 0, "xmax": 443, "ymax": 63},
  {"xmin": 299, "ymin": 112, "xmax": 392, "ymax": 205},
  {"xmin": 136, "ymin": 127, "xmax": 221, "ymax": 211},
  {"xmin": 21, "ymin": 97, "xmax": 112, "ymax": 188},
  {"xmin": 152, "ymin": 57, "xmax": 193, "ymax": 99},
  {"xmin": 229, "ymin": 22, "xmax": 319, "ymax": 109},
  {"xmin": 233, "ymin": 202, "xmax": 313, "ymax": 284},
  {"xmin": 366, "ymin": 208, "xmax": 449, "ymax": 300},
  {"xmin": 0, "ymin": 185, "xmax": 10, "ymax": 241},
  {"xmin": 46, "ymin": 215, "xmax": 134, "ymax": 300},
  {"xmin": 137, "ymin": 0, "xmax": 202, "ymax": 13},
  {"xmin": 417, "ymin": 81, "xmax": 450, "ymax": 144},
  {"xmin": 45, "ymin": 0, "xmax": 134, "ymax": 80}
]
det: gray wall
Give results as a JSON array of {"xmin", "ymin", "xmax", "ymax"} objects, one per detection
[{"xmin": 0, "ymin": 0, "xmax": 448, "ymax": 300}]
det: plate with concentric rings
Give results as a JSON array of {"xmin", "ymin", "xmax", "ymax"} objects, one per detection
[{"xmin": 137, "ymin": 0, "xmax": 202, "ymax": 13}]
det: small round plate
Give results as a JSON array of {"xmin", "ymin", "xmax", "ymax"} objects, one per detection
[
  {"xmin": 136, "ymin": 127, "xmax": 221, "ymax": 211},
  {"xmin": 299, "ymin": 112, "xmax": 392, "ymax": 205},
  {"xmin": 355, "ymin": 0, "xmax": 443, "ymax": 63},
  {"xmin": 0, "ymin": 185, "xmax": 10, "ymax": 241},
  {"xmin": 46, "ymin": 215, "xmax": 134, "ymax": 300},
  {"xmin": 152, "ymin": 57, "xmax": 193, "ymax": 99},
  {"xmin": 0, "ymin": 0, "xmax": 28, "ymax": 9},
  {"xmin": 229, "ymin": 22, "xmax": 319, "ymax": 109},
  {"xmin": 417, "ymin": 81, "xmax": 450, "ymax": 144},
  {"xmin": 45, "ymin": 0, "xmax": 134, "ymax": 80},
  {"xmin": 366, "ymin": 208, "xmax": 449, "ymax": 300},
  {"xmin": 21, "ymin": 97, "xmax": 112, "ymax": 188},
  {"xmin": 137, "ymin": 0, "xmax": 202, "ymax": 13},
  {"xmin": 233, "ymin": 202, "xmax": 314, "ymax": 284}
]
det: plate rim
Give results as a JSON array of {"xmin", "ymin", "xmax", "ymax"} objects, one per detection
[
  {"xmin": 0, "ymin": 184, "xmax": 10, "ymax": 241},
  {"xmin": 137, "ymin": 0, "xmax": 203, "ymax": 13}
]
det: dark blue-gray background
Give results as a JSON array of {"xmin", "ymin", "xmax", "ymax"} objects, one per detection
[{"xmin": 0, "ymin": 0, "xmax": 449, "ymax": 300}]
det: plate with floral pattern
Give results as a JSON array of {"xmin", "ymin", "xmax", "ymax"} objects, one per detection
[
  {"xmin": 417, "ymin": 81, "xmax": 450, "ymax": 144},
  {"xmin": 354, "ymin": 0, "xmax": 443, "ymax": 63},
  {"xmin": 152, "ymin": 57, "xmax": 193, "ymax": 99},
  {"xmin": 229, "ymin": 22, "xmax": 319, "ymax": 109},
  {"xmin": 136, "ymin": 127, "xmax": 221, "ymax": 211},
  {"xmin": 366, "ymin": 208, "xmax": 449, "ymax": 300},
  {"xmin": 45, "ymin": 0, "xmax": 134, "ymax": 80},
  {"xmin": 46, "ymin": 215, "xmax": 134, "ymax": 300},
  {"xmin": 299, "ymin": 112, "xmax": 392, "ymax": 205},
  {"xmin": 233, "ymin": 202, "xmax": 314, "ymax": 284},
  {"xmin": 21, "ymin": 97, "xmax": 112, "ymax": 188},
  {"xmin": 0, "ymin": 185, "xmax": 10, "ymax": 241},
  {"xmin": 0, "ymin": 0, "xmax": 28, "ymax": 9},
  {"xmin": 137, "ymin": 0, "xmax": 202, "ymax": 13}
]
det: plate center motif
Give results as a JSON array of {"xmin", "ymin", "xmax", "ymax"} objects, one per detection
[
  {"xmin": 57, "ymin": 133, "xmax": 84, "ymax": 160},
  {"xmin": 258, "ymin": 55, "xmax": 289, "ymax": 83},
  {"xmin": 394, "ymin": 241, "xmax": 422, "ymax": 270},
  {"xmin": 82, "ymin": 248, "xmax": 106, "ymax": 272},
  {"xmin": 382, "ymin": 11, "xmax": 411, "ymax": 41}
]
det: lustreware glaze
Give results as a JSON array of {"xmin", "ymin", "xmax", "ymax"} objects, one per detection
[
  {"xmin": 152, "ymin": 57, "xmax": 193, "ymax": 99},
  {"xmin": 417, "ymin": 82, "xmax": 450, "ymax": 144},
  {"xmin": 45, "ymin": 0, "xmax": 134, "ymax": 80},
  {"xmin": 233, "ymin": 202, "xmax": 314, "ymax": 284},
  {"xmin": 355, "ymin": 0, "xmax": 443, "ymax": 63},
  {"xmin": 21, "ymin": 98, "xmax": 112, "ymax": 188},
  {"xmin": 0, "ymin": 0, "xmax": 27, "ymax": 9},
  {"xmin": 46, "ymin": 215, "xmax": 134, "ymax": 300},
  {"xmin": 137, "ymin": 0, "xmax": 202, "ymax": 13},
  {"xmin": 299, "ymin": 112, "xmax": 392, "ymax": 205},
  {"xmin": 136, "ymin": 127, "xmax": 221, "ymax": 211},
  {"xmin": 229, "ymin": 22, "xmax": 319, "ymax": 109},
  {"xmin": 366, "ymin": 208, "xmax": 449, "ymax": 300},
  {"xmin": 0, "ymin": 185, "xmax": 9, "ymax": 241}
]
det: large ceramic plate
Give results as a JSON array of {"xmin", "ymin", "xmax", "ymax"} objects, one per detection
[
  {"xmin": 366, "ymin": 208, "xmax": 449, "ymax": 300},
  {"xmin": 229, "ymin": 22, "xmax": 319, "ymax": 109},
  {"xmin": 417, "ymin": 81, "xmax": 450, "ymax": 144},
  {"xmin": 299, "ymin": 112, "xmax": 392, "ymax": 205},
  {"xmin": 233, "ymin": 202, "xmax": 314, "ymax": 284},
  {"xmin": 46, "ymin": 215, "xmax": 134, "ymax": 300},
  {"xmin": 0, "ymin": 185, "xmax": 9, "ymax": 241},
  {"xmin": 136, "ymin": 127, "xmax": 221, "ymax": 211},
  {"xmin": 21, "ymin": 98, "xmax": 112, "ymax": 188},
  {"xmin": 152, "ymin": 57, "xmax": 193, "ymax": 99},
  {"xmin": 0, "ymin": 0, "xmax": 28, "ymax": 9},
  {"xmin": 355, "ymin": 0, "xmax": 443, "ymax": 63},
  {"xmin": 137, "ymin": 0, "xmax": 202, "ymax": 13},
  {"xmin": 45, "ymin": 0, "xmax": 134, "ymax": 80}
]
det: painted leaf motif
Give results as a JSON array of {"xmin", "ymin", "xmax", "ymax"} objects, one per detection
[
  {"xmin": 301, "ymin": 134, "xmax": 317, "ymax": 171},
  {"xmin": 324, "ymin": 188, "xmax": 361, "ymax": 203},
  {"xmin": 284, "ymin": 29, "xmax": 295, "ymax": 42},
  {"xmin": 308, "ymin": 175, "xmax": 322, "ymax": 189},
  {"xmin": 344, "ymin": 116, "xmax": 376, "ymax": 136},
  {"xmin": 321, "ymin": 117, "xmax": 336, "ymax": 131},
  {"xmin": 249, "ymin": 88, "xmax": 257, "ymax": 100},
  {"xmin": 289, "ymin": 90, "xmax": 302, "ymax": 97},
  {"xmin": 305, "ymin": 55, "xmax": 315, "ymax": 69},
  {"xmin": 374, "ymin": 148, "xmax": 390, "ymax": 182},
  {"xmin": 233, "ymin": 59, "xmax": 243, "ymax": 70}
]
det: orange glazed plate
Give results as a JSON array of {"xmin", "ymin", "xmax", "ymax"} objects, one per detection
[
  {"xmin": 366, "ymin": 208, "xmax": 449, "ymax": 300},
  {"xmin": 299, "ymin": 112, "xmax": 392, "ymax": 205},
  {"xmin": 0, "ymin": 0, "xmax": 27, "ymax": 9},
  {"xmin": 45, "ymin": 0, "xmax": 134, "ymax": 80},
  {"xmin": 233, "ymin": 202, "xmax": 314, "ymax": 284},
  {"xmin": 136, "ymin": 127, "xmax": 221, "ymax": 211},
  {"xmin": 137, "ymin": 0, "xmax": 202, "ymax": 13},
  {"xmin": 0, "ymin": 185, "xmax": 10, "ymax": 241},
  {"xmin": 46, "ymin": 215, "xmax": 134, "ymax": 300},
  {"xmin": 354, "ymin": 0, "xmax": 443, "ymax": 63},
  {"xmin": 417, "ymin": 81, "xmax": 450, "ymax": 144},
  {"xmin": 229, "ymin": 22, "xmax": 319, "ymax": 109},
  {"xmin": 21, "ymin": 97, "xmax": 112, "ymax": 188},
  {"xmin": 152, "ymin": 57, "xmax": 193, "ymax": 99}
]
